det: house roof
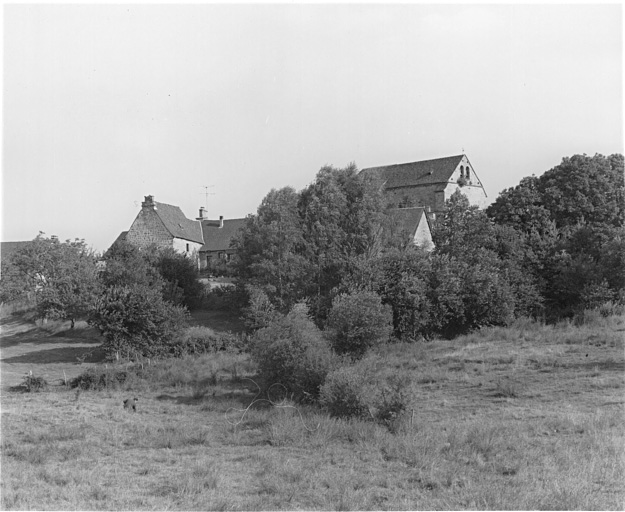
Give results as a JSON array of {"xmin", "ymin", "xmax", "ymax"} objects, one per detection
[
  {"xmin": 361, "ymin": 155, "xmax": 464, "ymax": 189},
  {"xmin": 389, "ymin": 207, "xmax": 428, "ymax": 238},
  {"xmin": 1, "ymin": 241, "xmax": 31, "ymax": 263},
  {"xmin": 153, "ymin": 202, "xmax": 205, "ymax": 245},
  {"xmin": 200, "ymin": 219, "xmax": 247, "ymax": 252}
]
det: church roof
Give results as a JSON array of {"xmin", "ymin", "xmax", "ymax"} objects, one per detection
[{"xmin": 361, "ymin": 155, "xmax": 464, "ymax": 189}]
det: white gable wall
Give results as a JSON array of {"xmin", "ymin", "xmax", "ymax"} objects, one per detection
[{"xmin": 413, "ymin": 217, "xmax": 434, "ymax": 252}]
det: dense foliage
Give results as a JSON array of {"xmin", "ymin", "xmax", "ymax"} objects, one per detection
[
  {"xmin": 487, "ymin": 153, "xmax": 624, "ymax": 319},
  {"xmin": 0, "ymin": 234, "xmax": 100, "ymax": 327},
  {"xmin": 89, "ymin": 283, "xmax": 189, "ymax": 359},
  {"xmin": 250, "ymin": 303, "xmax": 337, "ymax": 401},
  {"xmin": 232, "ymin": 164, "xmax": 391, "ymax": 321},
  {"xmin": 326, "ymin": 290, "xmax": 392, "ymax": 357}
]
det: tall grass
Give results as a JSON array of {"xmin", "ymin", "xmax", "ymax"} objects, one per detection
[{"xmin": 2, "ymin": 313, "xmax": 623, "ymax": 510}]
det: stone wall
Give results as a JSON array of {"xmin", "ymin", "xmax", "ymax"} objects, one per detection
[{"xmin": 126, "ymin": 208, "xmax": 173, "ymax": 249}]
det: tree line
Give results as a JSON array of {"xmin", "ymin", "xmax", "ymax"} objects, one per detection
[{"xmin": 1, "ymin": 152, "xmax": 622, "ymax": 363}]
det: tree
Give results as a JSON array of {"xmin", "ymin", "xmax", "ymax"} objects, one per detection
[
  {"xmin": 427, "ymin": 254, "xmax": 515, "ymax": 337},
  {"xmin": 100, "ymin": 239, "xmax": 163, "ymax": 290},
  {"xmin": 536, "ymin": 153, "xmax": 624, "ymax": 229},
  {"xmin": 232, "ymin": 165, "xmax": 392, "ymax": 323},
  {"xmin": 102, "ymin": 240, "xmax": 203, "ymax": 309},
  {"xmin": 487, "ymin": 153, "xmax": 625, "ymax": 318},
  {"xmin": 232, "ymin": 187, "xmax": 312, "ymax": 312},
  {"xmin": 6, "ymin": 234, "xmax": 100, "ymax": 327},
  {"xmin": 298, "ymin": 164, "xmax": 388, "ymax": 319},
  {"xmin": 342, "ymin": 249, "xmax": 432, "ymax": 341},
  {"xmin": 148, "ymin": 247, "xmax": 204, "ymax": 309}
]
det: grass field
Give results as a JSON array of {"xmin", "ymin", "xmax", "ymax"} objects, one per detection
[{"xmin": 1, "ymin": 312, "xmax": 623, "ymax": 510}]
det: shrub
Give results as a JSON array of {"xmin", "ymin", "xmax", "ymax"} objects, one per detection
[
  {"xmin": 21, "ymin": 372, "xmax": 48, "ymax": 392},
  {"xmin": 326, "ymin": 290, "xmax": 392, "ymax": 358},
  {"xmin": 375, "ymin": 374, "xmax": 412, "ymax": 430},
  {"xmin": 89, "ymin": 283, "xmax": 189, "ymax": 359},
  {"xmin": 242, "ymin": 285, "xmax": 279, "ymax": 331},
  {"xmin": 69, "ymin": 367, "xmax": 135, "ymax": 390},
  {"xmin": 320, "ymin": 359, "xmax": 412, "ymax": 430},
  {"xmin": 319, "ymin": 364, "xmax": 371, "ymax": 419},
  {"xmin": 251, "ymin": 303, "xmax": 337, "ymax": 402}
]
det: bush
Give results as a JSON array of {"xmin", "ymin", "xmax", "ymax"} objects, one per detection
[
  {"xmin": 374, "ymin": 374, "xmax": 412, "ymax": 431},
  {"xmin": 326, "ymin": 290, "xmax": 392, "ymax": 358},
  {"xmin": 69, "ymin": 367, "xmax": 135, "ymax": 390},
  {"xmin": 251, "ymin": 303, "xmax": 337, "ymax": 402},
  {"xmin": 320, "ymin": 359, "xmax": 412, "ymax": 430},
  {"xmin": 21, "ymin": 372, "xmax": 48, "ymax": 392},
  {"xmin": 89, "ymin": 284, "xmax": 189, "ymax": 359},
  {"xmin": 319, "ymin": 364, "xmax": 371, "ymax": 419},
  {"xmin": 242, "ymin": 285, "xmax": 279, "ymax": 331}
]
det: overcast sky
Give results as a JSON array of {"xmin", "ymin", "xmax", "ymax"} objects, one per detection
[{"xmin": 3, "ymin": 4, "xmax": 623, "ymax": 252}]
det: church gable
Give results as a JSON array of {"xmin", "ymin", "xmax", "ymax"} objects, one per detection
[{"xmin": 361, "ymin": 154, "xmax": 487, "ymax": 212}]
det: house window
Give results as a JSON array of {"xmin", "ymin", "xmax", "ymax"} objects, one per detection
[
  {"xmin": 186, "ymin": 243, "xmax": 189, "ymax": 252},
  {"xmin": 466, "ymin": 168, "xmax": 471, "ymax": 181},
  {"xmin": 219, "ymin": 252, "xmax": 225, "ymax": 260},
  {"xmin": 460, "ymin": 165, "xmax": 464, "ymax": 178}
]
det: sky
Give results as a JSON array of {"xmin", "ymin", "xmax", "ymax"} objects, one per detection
[{"xmin": 3, "ymin": 3, "xmax": 623, "ymax": 253}]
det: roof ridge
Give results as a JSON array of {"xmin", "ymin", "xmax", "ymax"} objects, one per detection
[{"xmin": 364, "ymin": 154, "xmax": 464, "ymax": 170}]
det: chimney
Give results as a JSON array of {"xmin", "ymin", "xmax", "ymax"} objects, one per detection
[
  {"xmin": 219, "ymin": 215, "xmax": 224, "ymax": 228},
  {"xmin": 197, "ymin": 207, "xmax": 208, "ymax": 220},
  {"xmin": 142, "ymin": 195, "xmax": 156, "ymax": 209}
]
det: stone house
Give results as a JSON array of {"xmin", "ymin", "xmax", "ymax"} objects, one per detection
[
  {"xmin": 360, "ymin": 154, "xmax": 487, "ymax": 222},
  {"xmin": 125, "ymin": 196, "xmax": 205, "ymax": 255},
  {"xmin": 120, "ymin": 196, "xmax": 245, "ymax": 270}
]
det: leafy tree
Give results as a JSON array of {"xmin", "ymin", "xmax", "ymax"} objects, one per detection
[
  {"xmin": 5, "ymin": 234, "xmax": 100, "ymax": 327},
  {"xmin": 232, "ymin": 187, "xmax": 312, "ymax": 312},
  {"xmin": 486, "ymin": 176, "xmax": 554, "ymax": 235},
  {"xmin": 488, "ymin": 153, "xmax": 624, "ymax": 318},
  {"xmin": 148, "ymin": 247, "xmax": 204, "ymax": 309},
  {"xmin": 100, "ymin": 239, "xmax": 163, "ymax": 290},
  {"xmin": 90, "ymin": 283, "xmax": 188, "ymax": 359},
  {"xmin": 326, "ymin": 290, "xmax": 392, "ymax": 357},
  {"xmin": 427, "ymin": 254, "xmax": 515, "ymax": 337},
  {"xmin": 343, "ymin": 250, "xmax": 432, "ymax": 341},
  {"xmin": 536, "ymin": 153, "xmax": 624, "ymax": 229},
  {"xmin": 233, "ymin": 165, "xmax": 392, "ymax": 323},
  {"xmin": 298, "ymin": 164, "xmax": 388, "ymax": 319},
  {"xmin": 102, "ymin": 240, "xmax": 202, "ymax": 309},
  {"xmin": 434, "ymin": 192, "xmax": 542, "ymax": 320}
]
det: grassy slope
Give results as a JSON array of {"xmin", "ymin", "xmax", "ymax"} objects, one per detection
[{"xmin": 1, "ymin": 314, "xmax": 623, "ymax": 510}]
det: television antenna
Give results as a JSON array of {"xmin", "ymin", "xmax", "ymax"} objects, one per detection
[{"xmin": 200, "ymin": 185, "xmax": 215, "ymax": 208}]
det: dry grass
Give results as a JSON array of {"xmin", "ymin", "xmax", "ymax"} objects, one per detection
[{"xmin": 1, "ymin": 313, "xmax": 624, "ymax": 510}]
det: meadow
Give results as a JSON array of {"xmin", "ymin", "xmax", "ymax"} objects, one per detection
[{"xmin": 1, "ymin": 311, "xmax": 623, "ymax": 510}]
